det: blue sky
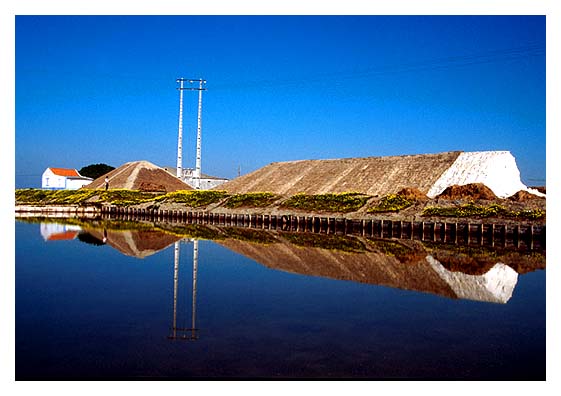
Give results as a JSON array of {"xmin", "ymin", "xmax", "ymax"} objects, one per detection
[{"xmin": 15, "ymin": 15, "xmax": 545, "ymax": 187}]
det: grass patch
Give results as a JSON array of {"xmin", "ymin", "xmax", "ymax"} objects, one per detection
[
  {"xmin": 422, "ymin": 203, "xmax": 545, "ymax": 220},
  {"xmin": 367, "ymin": 194, "xmax": 414, "ymax": 213},
  {"xmin": 15, "ymin": 189, "xmax": 98, "ymax": 205},
  {"xmin": 155, "ymin": 190, "xmax": 228, "ymax": 208},
  {"xmin": 224, "ymin": 192, "xmax": 278, "ymax": 208},
  {"xmin": 15, "ymin": 189, "xmax": 229, "ymax": 208},
  {"xmin": 280, "ymin": 192, "xmax": 369, "ymax": 213},
  {"xmin": 15, "ymin": 188, "xmax": 160, "ymax": 206},
  {"xmin": 98, "ymin": 190, "xmax": 161, "ymax": 206}
]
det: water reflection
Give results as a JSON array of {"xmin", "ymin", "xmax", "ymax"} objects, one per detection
[
  {"xmin": 40, "ymin": 222, "xmax": 81, "ymax": 241},
  {"xmin": 169, "ymin": 240, "xmax": 199, "ymax": 341},
  {"xmin": 36, "ymin": 219, "xmax": 544, "ymax": 305}
]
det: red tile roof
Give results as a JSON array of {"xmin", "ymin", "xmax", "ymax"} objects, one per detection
[
  {"xmin": 49, "ymin": 168, "xmax": 80, "ymax": 177},
  {"xmin": 46, "ymin": 231, "xmax": 79, "ymax": 241}
]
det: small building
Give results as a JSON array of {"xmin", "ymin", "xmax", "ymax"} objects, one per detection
[
  {"xmin": 42, "ymin": 167, "xmax": 93, "ymax": 190},
  {"xmin": 162, "ymin": 166, "xmax": 229, "ymax": 190}
]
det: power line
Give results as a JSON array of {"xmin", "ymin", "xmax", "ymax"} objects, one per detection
[{"xmin": 211, "ymin": 44, "xmax": 545, "ymax": 91}]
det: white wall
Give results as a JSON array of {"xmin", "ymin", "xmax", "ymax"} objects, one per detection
[
  {"xmin": 41, "ymin": 169, "xmax": 66, "ymax": 189},
  {"xmin": 185, "ymin": 177, "xmax": 228, "ymax": 190},
  {"xmin": 427, "ymin": 151, "xmax": 536, "ymax": 198},
  {"xmin": 66, "ymin": 178, "xmax": 93, "ymax": 190}
]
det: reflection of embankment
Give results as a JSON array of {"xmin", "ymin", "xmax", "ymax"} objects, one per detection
[
  {"xmin": 26, "ymin": 217, "xmax": 544, "ymax": 301},
  {"xmin": 85, "ymin": 228, "xmax": 181, "ymax": 258},
  {"xmin": 217, "ymin": 234, "xmax": 543, "ymax": 303},
  {"xmin": 219, "ymin": 237, "xmax": 460, "ymax": 298}
]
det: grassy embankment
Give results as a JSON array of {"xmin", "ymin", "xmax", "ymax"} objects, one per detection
[{"xmin": 15, "ymin": 188, "xmax": 545, "ymax": 220}]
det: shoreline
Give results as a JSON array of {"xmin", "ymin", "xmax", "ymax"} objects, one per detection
[
  {"xmin": 14, "ymin": 197, "xmax": 546, "ymax": 227},
  {"xmin": 15, "ymin": 204, "xmax": 546, "ymax": 253}
]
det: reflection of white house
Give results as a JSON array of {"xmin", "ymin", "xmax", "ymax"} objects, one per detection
[
  {"xmin": 40, "ymin": 223, "xmax": 82, "ymax": 241},
  {"xmin": 42, "ymin": 168, "xmax": 93, "ymax": 190}
]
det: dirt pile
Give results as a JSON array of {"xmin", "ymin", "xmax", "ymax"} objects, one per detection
[
  {"xmin": 397, "ymin": 187, "xmax": 428, "ymax": 201},
  {"xmin": 83, "ymin": 160, "xmax": 192, "ymax": 192},
  {"xmin": 437, "ymin": 183, "xmax": 497, "ymax": 200},
  {"xmin": 508, "ymin": 190, "xmax": 545, "ymax": 201}
]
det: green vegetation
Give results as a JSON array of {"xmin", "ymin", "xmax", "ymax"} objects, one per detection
[
  {"xmin": 15, "ymin": 189, "xmax": 545, "ymax": 222},
  {"xmin": 15, "ymin": 189, "xmax": 98, "ymax": 205},
  {"xmin": 367, "ymin": 194, "xmax": 414, "ymax": 213},
  {"xmin": 79, "ymin": 163, "xmax": 115, "ymax": 179},
  {"xmin": 280, "ymin": 192, "xmax": 369, "ymax": 213},
  {"xmin": 224, "ymin": 192, "xmax": 278, "ymax": 208},
  {"xmin": 15, "ymin": 188, "xmax": 226, "ymax": 208},
  {"xmin": 98, "ymin": 189, "xmax": 161, "ymax": 206},
  {"xmin": 154, "ymin": 190, "xmax": 228, "ymax": 207},
  {"xmin": 422, "ymin": 202, "xmax": 545, "ymax": 220}
]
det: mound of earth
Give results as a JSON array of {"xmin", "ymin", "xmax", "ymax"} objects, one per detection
[
  {"xmin": 508, "ymin": 190, "xmax": 545, "ymax": 201},
  {"xmin": 83, "ymin": 160, "xmax": 192, "ymax": 192},
  {"xmin": 397, "ymin": 187, "xmax": 428, "ymax": 201},
  {"xmin": 437, "ymin": 183, "xmax": 497, "ymax": 200}
]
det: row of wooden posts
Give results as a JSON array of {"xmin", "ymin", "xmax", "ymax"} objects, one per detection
[{"xmin": 101, "ymin": 205, "xmax": 545, "ymax": 251}]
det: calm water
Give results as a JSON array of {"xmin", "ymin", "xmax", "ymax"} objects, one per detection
[{"xmin": 15, "ymin": 219, "xmax": 546, "ymax": 380}]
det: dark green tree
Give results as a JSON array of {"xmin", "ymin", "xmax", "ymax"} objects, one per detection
[{"xmin": 79, "ymin": 163, "xmax": 115, "ymax": 179}]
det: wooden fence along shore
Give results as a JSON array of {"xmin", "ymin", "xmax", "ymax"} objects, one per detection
[{"xmin": 15, "ymin": 204, "xmax": 545, "ymax": 251}]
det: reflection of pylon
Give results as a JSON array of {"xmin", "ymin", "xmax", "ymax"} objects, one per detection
[{"xmin": 168, "ymin": 240, "xmax": 199, "ymax": 341}]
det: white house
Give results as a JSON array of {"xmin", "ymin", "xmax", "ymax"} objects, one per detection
[{"xmin": 41, "ymin": 167, "xmax": 93, "ymax": 190}]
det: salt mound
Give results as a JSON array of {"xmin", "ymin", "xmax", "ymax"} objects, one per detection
[
  {"xmin": 437, "ymin": 183, "xmax": 498, "ymax": 200},
  {"xmin": 83, "ymin": 160, "xmax": 192, "ymax": 192}
]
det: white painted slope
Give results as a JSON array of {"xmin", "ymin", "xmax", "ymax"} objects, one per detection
[
  {"xmin": 426, "ymin": 255, "xmax": 518, "ymax": 304},
  {"xmin": 427, "ymin": 151, "xmax": 542, "ymax": 198}
]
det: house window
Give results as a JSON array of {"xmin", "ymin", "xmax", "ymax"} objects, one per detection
[{"xmin": 45, "ymin": 177, "xmax": 49, "ymax": 186}]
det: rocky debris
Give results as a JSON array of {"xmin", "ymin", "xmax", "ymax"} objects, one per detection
[{"xmin": 437, "ymin": 183, "xmax": 498, "ymax": 200}]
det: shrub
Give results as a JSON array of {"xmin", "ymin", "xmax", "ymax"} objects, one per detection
[
  {"xmin": 422, "ymin": 203, "xmax": 545, "ymax": 220},
  {"xmin": 15, "ymin": 189, "xmax": 98, "ymax": 205},
  {"xmin": 368, "ymin": 194, "xmax": 414, "ymax": 213},
  {"xmin": 98, "ymin": 189, "xmax": 160, "ymax": 206},
  {"xmin": 157, "ymin": 190, "xmax": 228, "ymax": 208},
  {"xmin": 280, "ymin": 192, "xmax": 369, "ymax": 213},
  {"xmin": 224, "ymin": 192, "xmax": 278, "ymax": 208}
]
